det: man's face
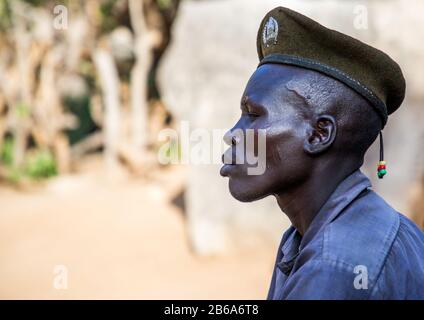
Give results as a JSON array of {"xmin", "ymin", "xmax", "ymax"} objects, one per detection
[{"xmin": 220, "ymin": 64, "xmax": 315, "ymax": 202}]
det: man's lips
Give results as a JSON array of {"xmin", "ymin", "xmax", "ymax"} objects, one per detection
[
  {"xmin": 220, "ymin": 149, "xmax": 240, "ymax": 177},
  {"xmin": 220, "ymin": 164, "xmax": 236, "ymax": 177}
]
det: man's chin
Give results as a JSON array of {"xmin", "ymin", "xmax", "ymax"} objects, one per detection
[{"xmin": 228, "ymin": 179, "xmax": 268, "ymax": 203}]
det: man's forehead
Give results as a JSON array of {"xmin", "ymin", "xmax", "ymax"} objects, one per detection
[
  {"xmin": 244, "ymin": 65, "xmax": 292, "ymax": 97},
  {"xmin": 243, "ymin": 64, "xmax": 324, "ymax": 104},
  {"xmin": 252, "ymin": 64, "xmax": 309, "ymax": 81},
  {"xmin": 248, "ymin": 64, "xmax": 349, "ymax": 100}
]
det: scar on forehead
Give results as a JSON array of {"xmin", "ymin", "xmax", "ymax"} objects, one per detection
[
  {"xmin": 284, "ymin": 72, "xmax": 339, "ymax": 112},
  {"xmin": 284, "ymin": 78, "xmax": 315, "ymax": 119}
]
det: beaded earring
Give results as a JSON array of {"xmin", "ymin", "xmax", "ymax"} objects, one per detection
[{"xmin": 377, "ymin": 132, "xmax": 387, "ymax": 179}]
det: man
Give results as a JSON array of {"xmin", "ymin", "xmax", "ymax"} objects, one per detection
[{"xmin": 220, "ymin": 7, "xmax": 424, "ymax": 299}]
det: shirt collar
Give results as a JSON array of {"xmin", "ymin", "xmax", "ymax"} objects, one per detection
[
  {"xmin": 276, "ymin": 169, "xmax": 372, "ymax": 275},
  {"xmin": 277, "ymin": 226, "xmax": 302, "ymax": 275}
]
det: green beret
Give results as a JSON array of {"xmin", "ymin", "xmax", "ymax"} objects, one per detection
[{"xmin": 257, "ymin": 7, "xmax": 406, "ymax": 127}]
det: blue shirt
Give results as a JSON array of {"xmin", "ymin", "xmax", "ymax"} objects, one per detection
[{"xmin": 267, "ymin": 170, "xmax": 424, "ymax": 300}]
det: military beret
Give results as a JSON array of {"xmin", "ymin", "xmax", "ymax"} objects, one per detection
[{"xmin": 257, "ymin": 7, "xmax": 406, "ymax": 127}]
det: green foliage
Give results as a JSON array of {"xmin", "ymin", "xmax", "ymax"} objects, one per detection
[
  {"xmin": 0, "ymin": 137, "xmax": 58, "ymax": 182},
  {"xmin": 15, "ymin": 102, "xmax": 30, "ymax": 119},
  {"xmin": 0, "ymin": 136, "xmax": 14, "ymax": 166},
  {"xmin": 156, "ymin": 0, "xmax": 172, "ymax": 10},
  {"xmin": 0, "ymin": 137, "xmax": 23, "ymax": 183},
  {"xmin": 22, "ymin": 0, "xmax": 47, "ymax": 6},
  {"xmin": 0, "ymin": 0, "xmax": 12, "ymax": 30},
  {"xmin": 99, "ymin": 0, "xmax": 120, "ymax": 34},
  {"xmin": 24, "ymin": 149, "xmax": 58, "ymax": 179},
  {"xmin": 64, "ymin": 95, "xmax": 98, "ymax": 145}
]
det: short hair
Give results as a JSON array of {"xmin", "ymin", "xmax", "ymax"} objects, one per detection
[{"xmin": 285, "ymin": 70, "xmax": 382, "ymax": 157}]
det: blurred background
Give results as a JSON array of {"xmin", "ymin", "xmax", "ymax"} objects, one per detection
[{"xmin": 0, "ymin": 0, "xmax": 423, "ymax": 299}]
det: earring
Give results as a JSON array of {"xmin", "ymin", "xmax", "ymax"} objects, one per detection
[{"xmin": 377, "ymin": 132, "xmax": 387, "ymax": 179}]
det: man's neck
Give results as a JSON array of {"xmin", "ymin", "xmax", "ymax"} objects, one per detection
[{"xmin": 275, "ymin": 161, "xmax": 359, "ymax": 236}]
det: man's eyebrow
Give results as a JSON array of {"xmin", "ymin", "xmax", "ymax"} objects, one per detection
[
  {"xmin": 240, "ymin": 96, "xmax": 250, "ymax": 107},
  {"xmin": 240, "ymin": 96, "xmax": 248, "ymax": 109},
  {"xmin": 240, "ymin": 96, "xmax": 254, "ymax": 111}
]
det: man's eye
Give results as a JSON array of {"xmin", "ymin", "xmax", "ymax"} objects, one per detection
[{"xmin": 241, "ymin": 109, "xmax": 260, "ymax": 119}]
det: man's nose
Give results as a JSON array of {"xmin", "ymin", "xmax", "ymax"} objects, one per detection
[{"xmin": 223, "ymin": 130, "xmax": 241, "ymax": 146}]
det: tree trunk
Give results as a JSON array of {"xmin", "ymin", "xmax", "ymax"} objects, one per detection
[
  {"xmin": 93, "ymin": 47, "xmax": 121, "ymax": 169},
  {"xmin": 129, "ymin": 0, "xmax": 152, "ymax": 152}
]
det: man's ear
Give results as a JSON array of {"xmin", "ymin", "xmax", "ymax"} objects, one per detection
[{"xmin": 303, "ymin": 115, "xmax": 337, "ymax": 155}]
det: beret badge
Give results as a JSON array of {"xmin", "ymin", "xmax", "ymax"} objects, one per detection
[{"xmin": 262, "ymin": 16, "xmax": 279, "ymax": 48}]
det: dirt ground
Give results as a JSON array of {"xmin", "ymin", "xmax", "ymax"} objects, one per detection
[{"xmin": 0, "ymin": 157, "xmax": 277, "ymax": 299}]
